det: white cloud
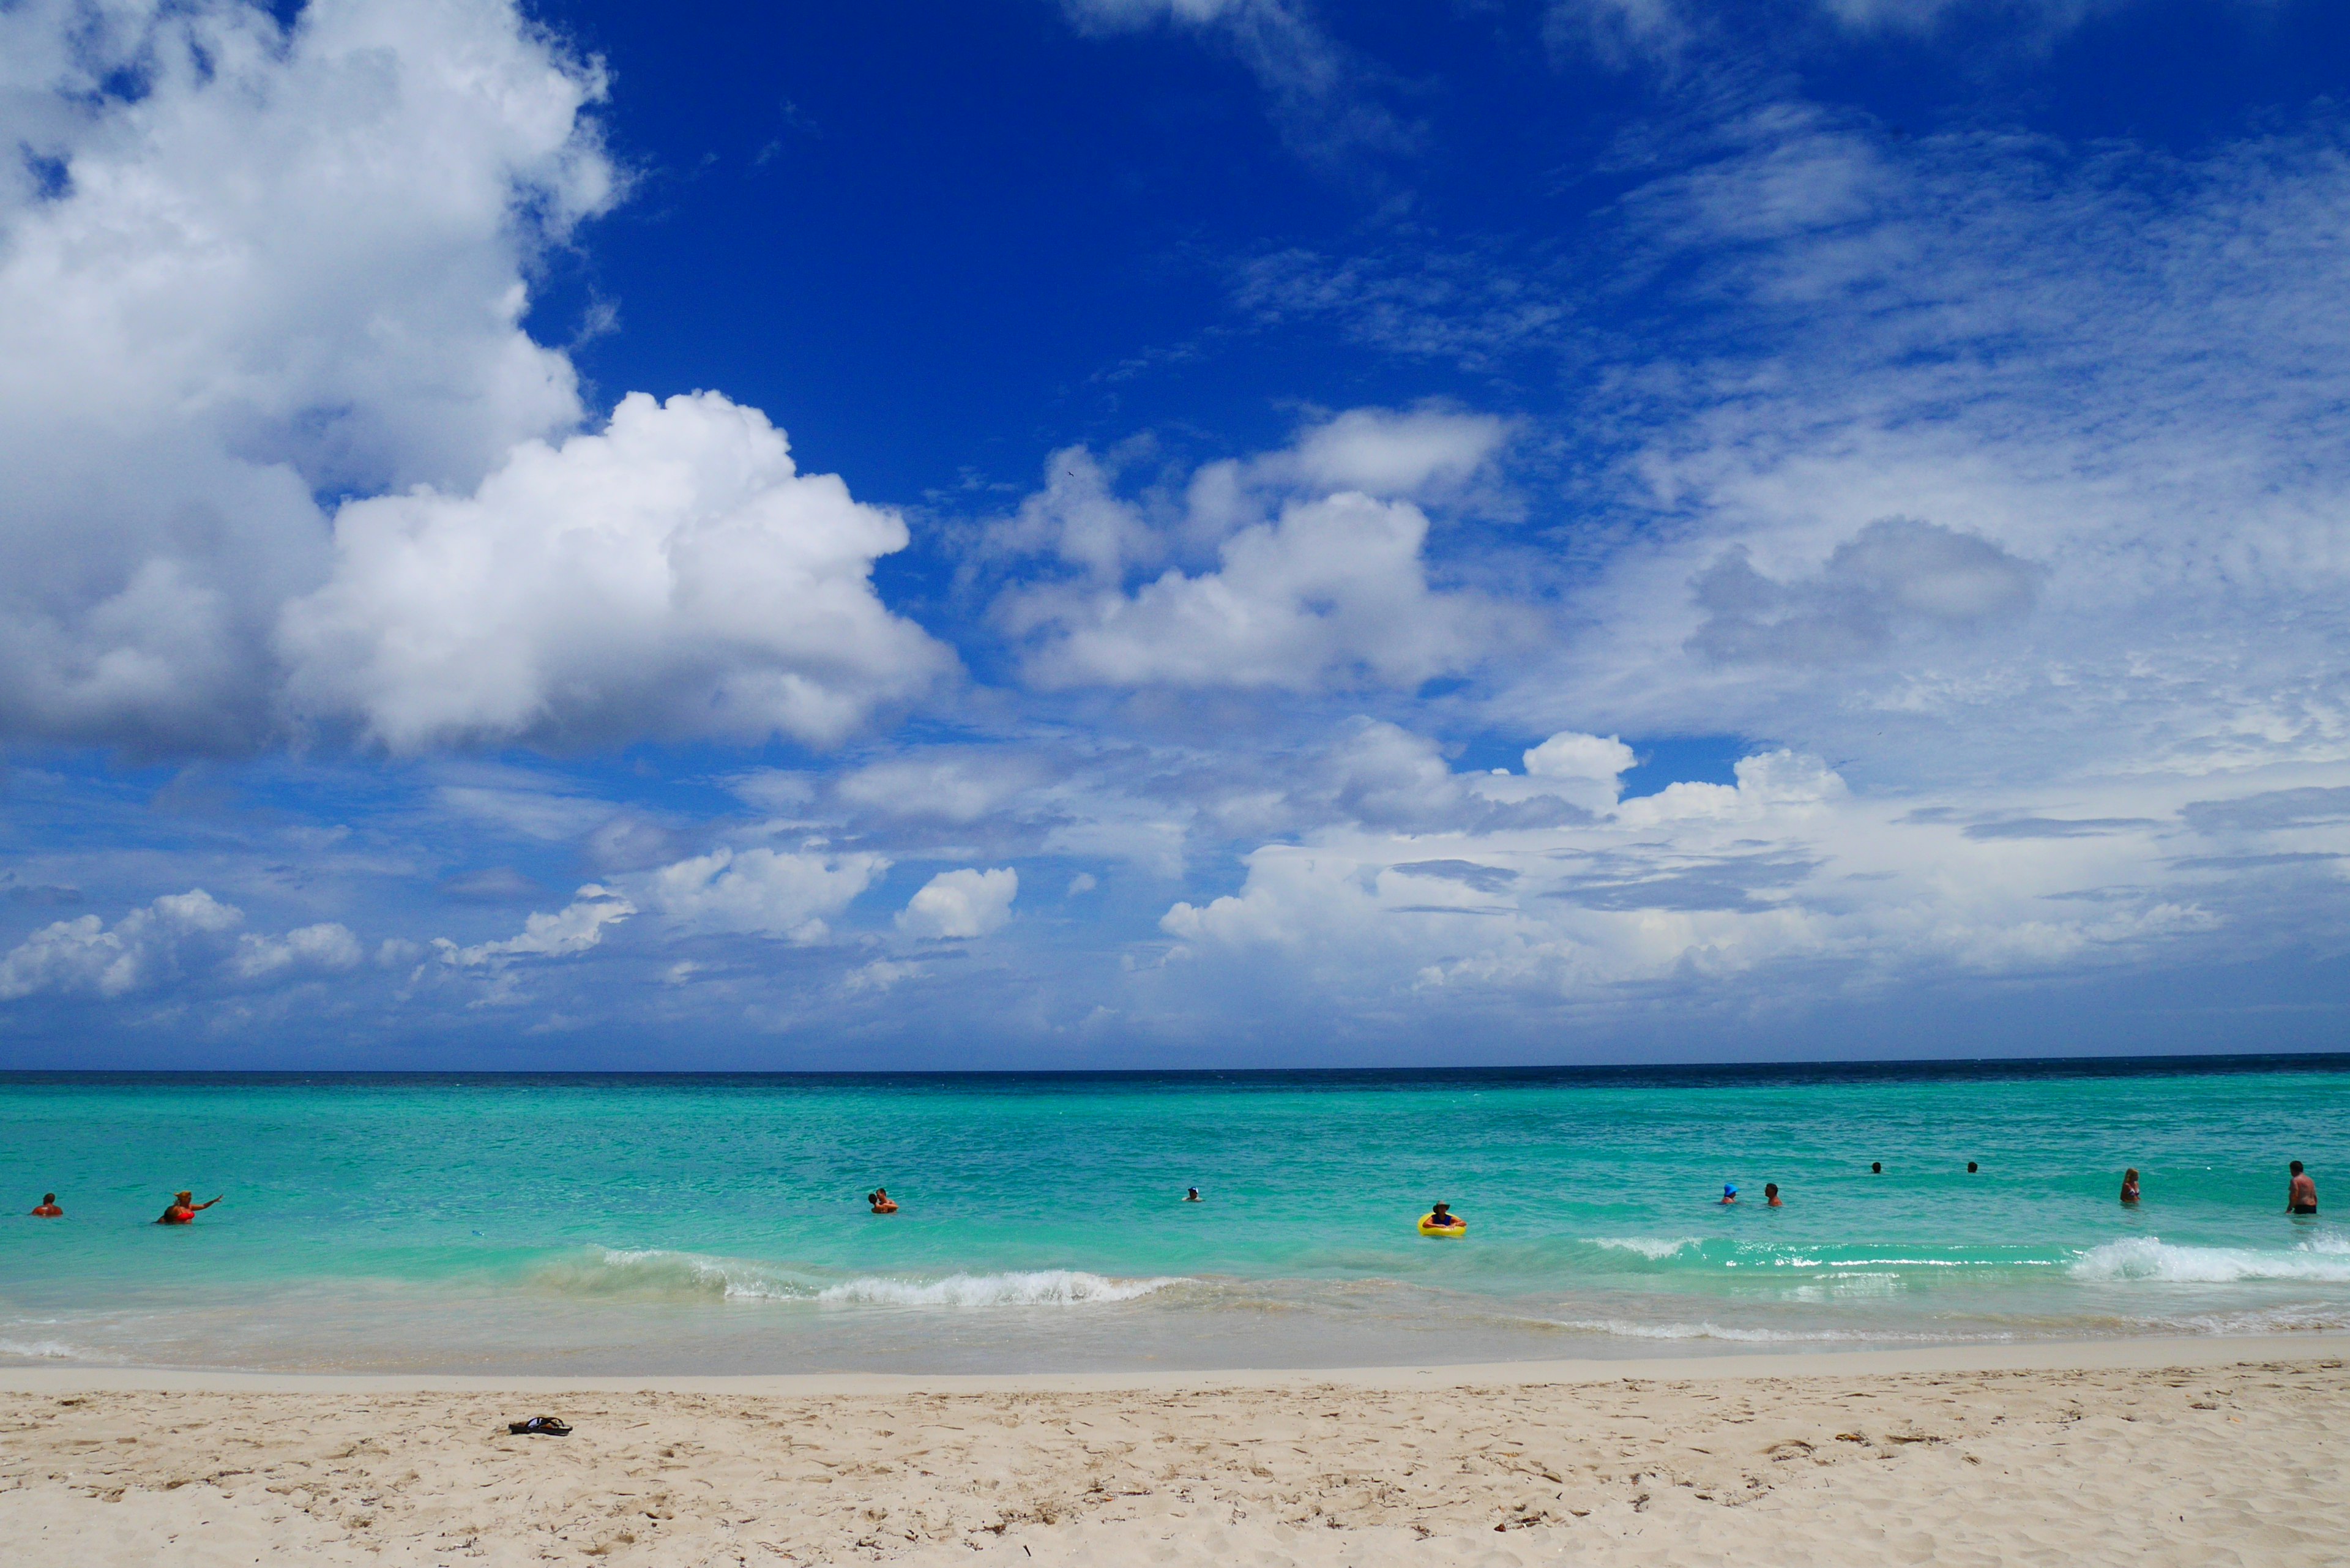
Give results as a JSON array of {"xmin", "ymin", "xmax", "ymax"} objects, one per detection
[
  {"xmin": 897, "ymin": 868, "xmax": 1020, "ymax": 939},
  {"xmin": 1023, "ymin": 492, "xmax": 1485, "ymax": 690},
  {"xmin": 996, "ymin": 408, "xmax": 1512, "ymax": 693},
  {"xmin": 0, "ymin": 889, "xmax": 242, "ymax": 998},
  {"xmin": 640, "ymin": 846, "xmax": 887, "ymax": 943},
  {"xmin": 1158, "ymin": 741, "xmax": 2256, "ymax": 1012},
  {"xmin": 280, "ymin": 391, "xmax": 955, "ymax": 751},
  {"xmin": 833, "ymin": 753, "xmax": 1053, "ymax": 824},
  {"xmin": 231, "ymin": 922, "xmax": 364, "ymax": 980},
  {"xmin": 436, "ymin": 884, "xmax": 633, "ymax": 967},
  {"xmin": 844, "ymin": 957, "xmax": 923, "ymax": 994},
  {"xmin": 1472, "ymin": 103, "xmax": 2350, "ymax": 802},
  {"xmin": 0, "ymin": 0, "xmax": 946, "ymax": 763},
  {"xmin": 0, "ymin": 0, "xmax": 614, "ymax": 751}
]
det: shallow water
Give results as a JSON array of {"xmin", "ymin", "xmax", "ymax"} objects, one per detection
[{"xmin": 1, "ymin": 1059, "xmax": 2344, "ymax": 1373}]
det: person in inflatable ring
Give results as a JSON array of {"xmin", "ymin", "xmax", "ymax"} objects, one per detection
[{"xmin": 1419, "ymin": 1202, "xmax": 1465, "ymax": 1235}]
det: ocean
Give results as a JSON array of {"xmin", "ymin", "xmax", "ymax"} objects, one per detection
[{"xmin": 1, "ymin": 1058, "xmax": 2345, "ymax": 1375}]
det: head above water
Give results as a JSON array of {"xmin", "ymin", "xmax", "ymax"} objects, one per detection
[
  {"xmin": 1968, "ymin": 1162, "xmax": 1979, "ymax": 1173},
  {"xmin": 2291, "ymin": 1160, "xmax": 2305, "ymax": 1175},
  {"xmin": 1871, "ymin": 1162, "xmax": 1882, "ymax": 1174},
  {"xmin": 1723, "ymin": 1184, "xmax": 1737, "ymax": 1197},
  {"xmin": 1431, "ymin": 1202, "xmax": 1452, "ymax": 1216},
  {"xmin": 174, "ymin": 1190, "xmax": 193, "ymax": 1203},
  {"xmin": 41, "ymin": 1193, "xmax": 54, "ymax": 1204},
  {"xmin": 2125, "ymin": 1168, "xmax": 2139, "ymax": 1180},
  {"xmin": 1764, "ymin": 1183, "xmax": 1778, "ymax": 1198}
]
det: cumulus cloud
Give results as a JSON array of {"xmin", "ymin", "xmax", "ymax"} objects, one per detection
[
  {"xmin": 0, "ymin": 889, "xmax": 242, "ymax": 999},
  {"xmin": 231, "ymin": 922, "xmax": 364, "ymax": 980},
  {"xmin": 0, "ymin": 0, "xmax": 947, "ymax": 762},
  {"xmin": 436, "ymin": 885, "xmax": 633, "ymax": 967},
  {"xmin": 280, "ymin": 392, "xmax": 953, "ymax": 750},
  {"xmin": 898, "ymin": 868, "xmax": 1019, "ymax": 939},
  {"xmin": 0, "ymin": 0, "xmax": 614, "ymax": 752},
  {"xmin": 638, "ymin": 846, "xmax": 886, "ymax": 943},
  {"xmin": 996, "ymin": 407, "xmax": 1513, "ymax": 692}
]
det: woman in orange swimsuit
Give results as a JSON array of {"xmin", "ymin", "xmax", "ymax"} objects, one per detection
[{"xmin": 156, "ymin": 1190, "xmax": 222, "ymax": 1225}]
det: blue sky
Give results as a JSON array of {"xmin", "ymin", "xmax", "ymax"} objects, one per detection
[{"xmin": 3, "ymin": 0, "xmax": 2349, "ymax": 1067}]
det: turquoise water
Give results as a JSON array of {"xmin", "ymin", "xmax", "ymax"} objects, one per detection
[{"xmin": 1, "ymin": 1061, "xmax": 2346, "ymax": 1373}]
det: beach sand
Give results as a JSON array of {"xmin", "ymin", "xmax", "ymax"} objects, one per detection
[{"xmin": 0, "ymin": 1338, "xmax": 2341, "ymax": 1566}]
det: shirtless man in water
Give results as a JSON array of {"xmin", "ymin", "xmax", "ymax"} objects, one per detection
[
  {"xmin": 2288, "ymin": 1161, "xmax": 2318, "ymax": 1215},
  {"xmin": 29, "ymin": 1194, "xmax": 61, "ymax": 1217},
  {"xmin": 157, "ymin": 1191, "xmax": 221, "ymax": 1225}
]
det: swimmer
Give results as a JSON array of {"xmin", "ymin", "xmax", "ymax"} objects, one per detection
[
  {"xmin": 29, "ymin": 1193, "xmax": 61, "ymax": 1217},
  {"xmin": 1424, "ymin": 1202, "xmax": 1464, "ymax": 1231},
  {"xmin": 156, "ymin": 1190, "xmax": 220, "ymax": 1225},
  {"xmin": 2288, "ymin": 1161, "xmax": 2318, "ymax": 1215},
  {"xmin": 1871, "ymin": 1162, "xmax": 1882, "ymax": 1174},
  {"xmin": 2120, "ymin": 1168, "xmax": 2140, "ymax": 1205},
  {"xmin": 1184, "ymin": 1187, "xmax": 1201, "ymax": 1202},
  {"xmin": 1764, "ymin": 1182, "xmax": 1782, "ymax": 1208},
  {"xmin": 1967, "ymin": 1162, "xmax": 1979, "ymax": 1174},
  {"xmin": 1720, "ymin": 1184, "xmax": 1738, "ymax": 1204},
  {"xmin": 867, "ymin": 1187, "xmax": 898, "ymax": 1214}
]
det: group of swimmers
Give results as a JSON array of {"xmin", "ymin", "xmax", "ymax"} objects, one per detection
[
  {"xmin": 1423, "ymin": 1158, "xmax": 2322, "ymax": 1235},
  {"xmin": 35, "ymin": 1164, "xmax": 2321, "ymax": 1231},
  {"xmin": 23, "ymin": 1191, "xmax": 222, "ymax": 1224}
]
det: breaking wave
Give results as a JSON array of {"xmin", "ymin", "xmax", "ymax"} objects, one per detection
[
  {"xmin": 530, "ymin": 1249, "xmax": 1187, "ymax": 1309},
  {"xmin": 815, "ymin": 1271, "xmax": 1186, "ymax": 1307},
  {"xmin": 0, "ymin": 1338, "xmax": 87, "ymax": 1360},
  {"xmin": 1587, "ymin": 1237, "xmax": 1704, "ymax": 1261},
  {"xmin": 2070, "ymin": 1234, "xmax": 2350, "ymax": 1284}
]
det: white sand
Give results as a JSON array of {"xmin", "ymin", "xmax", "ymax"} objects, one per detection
[{"xmin": 0, "ymin": 1337, "xmax": 2341, "ymax": 1566}]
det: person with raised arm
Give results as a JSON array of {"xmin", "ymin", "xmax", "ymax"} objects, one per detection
[{"xmin": 156, "ymin": 1190, "xmax": 222, "ymax": 1225}]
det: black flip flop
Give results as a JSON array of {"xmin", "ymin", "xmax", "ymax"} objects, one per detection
[{"xmin": 507, "ymin": 1416, "xmax": 572, "ymax": 1436}]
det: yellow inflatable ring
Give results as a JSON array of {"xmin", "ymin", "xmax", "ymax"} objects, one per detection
[{"xmin": 1417, "ymin": 1216, "xmax": 1466, "ymax": 1236}]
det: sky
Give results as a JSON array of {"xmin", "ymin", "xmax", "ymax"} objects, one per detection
[{"xmin": 2, "ymin": 0, "xmax": 2349, "ymax": 1069}]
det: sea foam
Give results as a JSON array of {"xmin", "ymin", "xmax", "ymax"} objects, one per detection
[
  {"xmin": 815, "ymin": 1270, "xmax": 1185, "ymax": 1308},
  {"xmin": 1587, "ymin": 1237, "xmax": 1704, "ymax": 1261},
  {"xmin": 2070, "ymin": 1234, "xmax": 2350, "ymax": 1284},
  {"xmin": 535, "ymin": 1250, "xmax": 1185, "ymax": 1309},
  {"xmin": 0, "ymin": 1338, "xmax": 86, "ymax": 1360}
]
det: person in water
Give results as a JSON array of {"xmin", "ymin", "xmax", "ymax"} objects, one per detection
[
  {"xmin": 1184, "ymin": 1187, "xmax": 1201, "ymax": 1202},
  {"xmin": 29, "ymin": 1193, "xmax": 61, "ymax": 1217},
  {"xmin": 2120, "ymin": 1168, "xmax": 2141, "ymax": 1205},
  {"xmin": 1871, "ymin": 1162, "xmax": 1882, "ymax": 1174},
  {"xmin": 867, "ymin": 1188, "xmax": 898, "ymax": 1214},
  {"xmin": 2288, "ymin": 1161, "xmax": 2318, "ymax": 1215},
  {"xmin": 1764, "ymin": 1183, "xmax": 1782, "ymax": 1208},
  {"xmin": 1967, "ymin": 1162, "xmax": 1979, "ymax": 1174},
  {"xmin": 1425, "ymin": 1202, "xmax": 1463, "ymax": 1231},
  {"xmin": 1720, "ymin": 1184, "xmax": 1738, "ymax": 1204},
  {"xmin": 156, "ymin": 1191, "xmax": 220, "ymax": 1225}
]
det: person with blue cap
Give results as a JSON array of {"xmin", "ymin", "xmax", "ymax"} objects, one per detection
[{"xmin": 1720, "ymin": 1183, "xmax": 1738, "ymax": 1204}]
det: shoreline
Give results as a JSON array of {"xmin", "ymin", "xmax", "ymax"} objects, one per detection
[{"xmin": 2, "ymin": 1329, "xmax": 2340, "ymax": 1395}]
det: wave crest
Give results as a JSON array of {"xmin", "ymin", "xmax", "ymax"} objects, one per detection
[
  {"xmin": 2071, "ymin": 1235, "xmax": 2350, "ymax": 1284},
  {"xmin": 1587, "ymin": 1237, "xmax": 1704, "ymax": 1261},
  {"xmin": 531, "ymin": 1249, "xmax": 818, "ymax": 1301},
  {"xmin": 816, "ymin": 1270, "xmax": 1185, "ymax": 1308},
  {"xmin": 528, "ymin": 1250, "xmax": 1186, "ymax": 1309}
]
